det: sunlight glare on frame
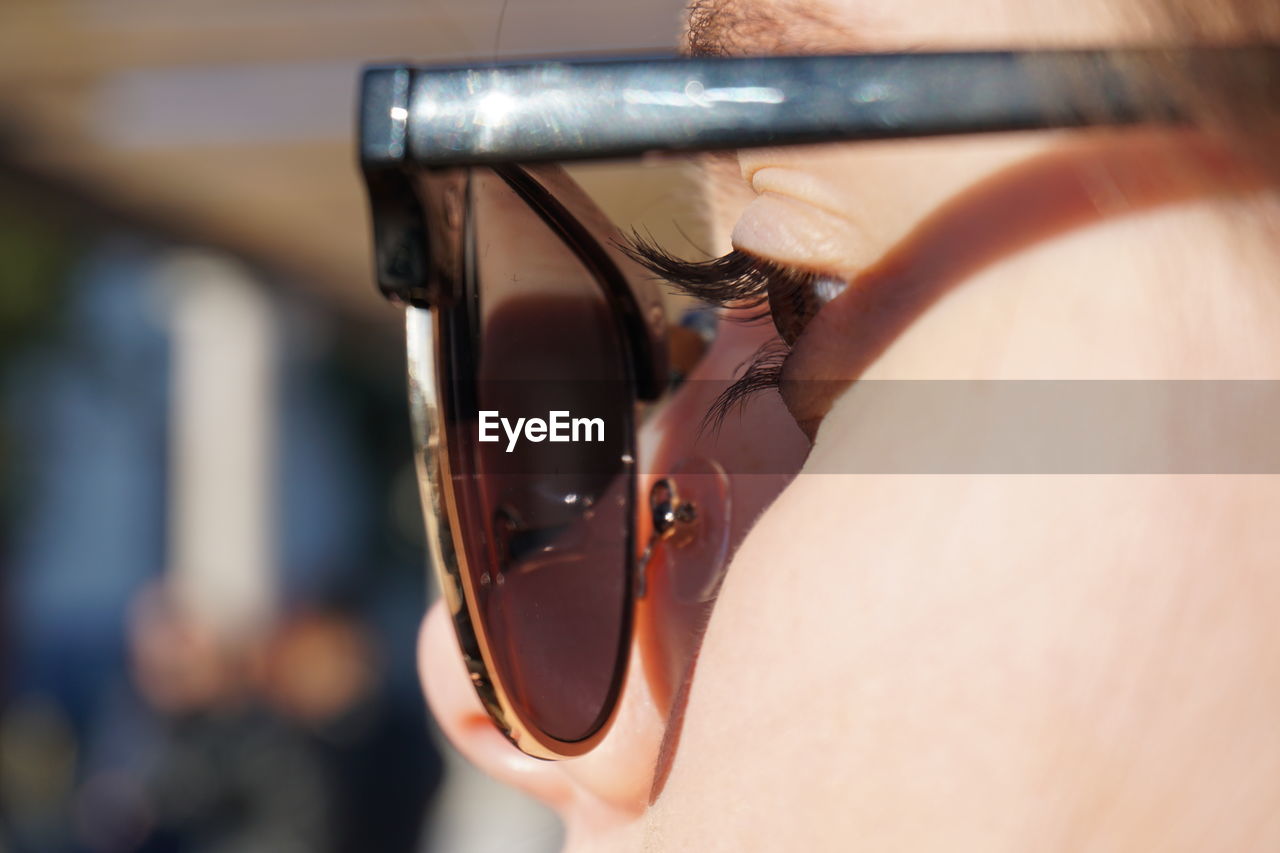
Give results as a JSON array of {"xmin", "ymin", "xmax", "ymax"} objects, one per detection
[{"xmin": 475, "ymin": 91, "xmax": 517, "ymax": 127}]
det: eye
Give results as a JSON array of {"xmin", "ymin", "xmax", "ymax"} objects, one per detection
[
  {"xmin": 760, "ymin": 263, "xmax": 848, "ymax": 347},
  {"xmin": 619, "ymin": 235, "xmax": 846, "ymax": 429}
]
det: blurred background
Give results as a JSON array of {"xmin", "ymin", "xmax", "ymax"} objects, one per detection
[{"xmin": 0, "ymin": 1, "xmax": 699, "ymax": 850}]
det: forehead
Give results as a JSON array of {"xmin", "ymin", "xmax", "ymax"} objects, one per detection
[{"xmin": 684, "ymin": 0, "xmax": 862, "ymax": 56}]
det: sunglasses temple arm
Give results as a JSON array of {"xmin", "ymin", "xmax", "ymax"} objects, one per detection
[{"xmin": 363, "ymin": 48, "xmax": 1278, "ymax": 169}]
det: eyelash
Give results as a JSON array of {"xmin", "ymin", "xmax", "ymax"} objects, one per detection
[{"xmin": 620, "ymin": 234, "xmax": 815, "ymax": 431}]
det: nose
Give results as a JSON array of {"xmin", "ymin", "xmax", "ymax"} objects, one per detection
[
  {"xmin": 420, "ymin": 599, "xmax": 666, "ymax": 828},
  {"xmin": 418, "ymin": 604, "xmax": 573, "ymax": 810}
]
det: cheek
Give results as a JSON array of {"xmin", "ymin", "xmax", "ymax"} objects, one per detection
[
  {"xmin": 640, "ymin": 473, "xmax": 862, "ymax": 847},
  {"xmin": 649, "ymin": 431, "xmax": 1280, "ymax": 848},
  {"xmin": 643, "ymin": 472, "xmax": 1043, "ymax": 848},
  {"xmin": 635, "ymin": 319, "xmax": 808, "ymax": 708}
]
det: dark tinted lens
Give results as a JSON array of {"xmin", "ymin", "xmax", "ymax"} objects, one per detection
[{"xmin": 443, "ymin": 168, "xmax": 634, "ymax": 744}]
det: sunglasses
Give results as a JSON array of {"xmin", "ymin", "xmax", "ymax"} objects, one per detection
[{"xmin": 358, "ymin": 47, "xmax": 1276, "ymax": 758}]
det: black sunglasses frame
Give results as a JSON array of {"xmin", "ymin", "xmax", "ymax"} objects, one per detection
[{"xmin": 361, "ymin": 46, "xmax": 1276, "ymax": 306}]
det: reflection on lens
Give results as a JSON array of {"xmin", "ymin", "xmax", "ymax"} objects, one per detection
[{"xmin": 441, "ymin": 167, "xmax": 635, "ymax": 745}]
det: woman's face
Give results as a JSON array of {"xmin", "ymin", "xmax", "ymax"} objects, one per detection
[{"xmin": 421, "ymin": 0, "xmax": 1280, "ymax": 849}]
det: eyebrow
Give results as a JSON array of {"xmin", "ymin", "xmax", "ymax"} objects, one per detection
[
  {"xmin": 685, "ymin": 0, "xmax": 861, "ymax": 57},
  {"xmin": 681, "ymin": 0, "xmax": 864, "ymax": 213}
]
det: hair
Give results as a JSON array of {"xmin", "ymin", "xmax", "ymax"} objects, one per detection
[
  {"xmin": 1151, "ymin": 0, "xmax": 1279, "ymax": 47},
  {"xmin": 1133, "ymin": 0, "xmax": 1280, "ymax": 183}
]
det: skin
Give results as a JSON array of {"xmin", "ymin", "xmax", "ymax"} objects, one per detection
[{"xmin": 422, "ymin": 0, "xmax": 1280, "ymax": 849}]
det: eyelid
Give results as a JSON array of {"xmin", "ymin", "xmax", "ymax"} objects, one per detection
[
  {"xmin": 617, "ymin": 234, "xmax": 844, "ymax": 433},
  {"xmin": 618, "ymin": 233, "xmax": 841, "ymax": 339}
]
